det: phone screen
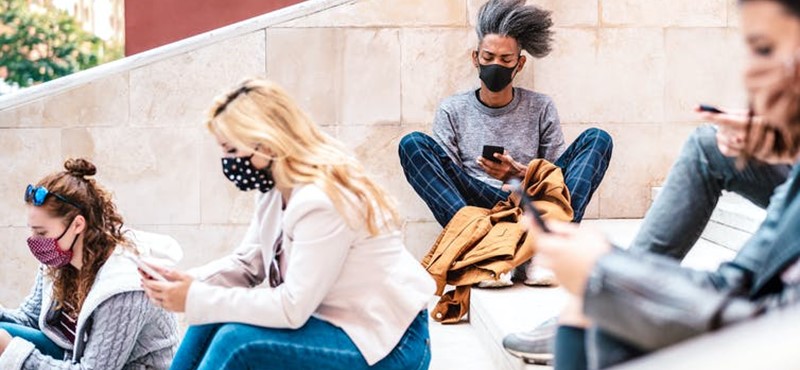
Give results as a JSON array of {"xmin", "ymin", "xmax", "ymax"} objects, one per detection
[
  {"xmin": 125, "ymin": 253, "xmax": 168, "ymax": 282},
  {"xmin": 482, "ymin": 145, "xmax": 504, "ymax": 164}
]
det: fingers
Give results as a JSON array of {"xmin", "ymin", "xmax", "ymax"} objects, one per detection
[
  {"xmin": 545, "ymin": 221, "xmax": 579, "ymax": 235},
  {"xmin": 494, "ymin": 151, "xmax": 515, "ymax": 164},
  {"xmin": 142, "ymin": 279, "xmax": 168, "ymax": 294}
]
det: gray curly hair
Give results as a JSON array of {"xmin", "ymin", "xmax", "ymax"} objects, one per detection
[{"xmin": 476, "ymin": 0, "xmax": 554, "ymax": 58}]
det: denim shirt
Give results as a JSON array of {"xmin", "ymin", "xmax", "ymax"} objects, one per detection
[{"xmin": 728, "ymin": 163, "xmax": 800, "ymax": 298}]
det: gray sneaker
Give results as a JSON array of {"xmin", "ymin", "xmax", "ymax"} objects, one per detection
[{"xmin": 502, "ymin": 317, "xmax": 557, "ymax": 365}]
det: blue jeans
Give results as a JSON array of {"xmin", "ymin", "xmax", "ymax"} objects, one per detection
[
  {"xmin": 0, "ymin": 322, "xmax": 65, "ymax": 359},
  {"xmin": 398, "ymin": 128, "xmax": 613, "ymax": 226},
  {"xmin": 170, "ymin": 311, "xmax": 431, "ymax": 370},
  {"xmin": 628, "ymin": 125, "xmax": 792, "ymax": 260}
]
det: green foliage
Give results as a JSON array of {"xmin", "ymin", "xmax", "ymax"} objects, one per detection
[{"xmin": 0, "ymin": 0, "xmax": 122, "ymax": 88}]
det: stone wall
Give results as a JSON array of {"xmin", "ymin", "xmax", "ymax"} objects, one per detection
[{"xmin": 0, "ymin": 0, "xmax": 746, "ymax": 305}]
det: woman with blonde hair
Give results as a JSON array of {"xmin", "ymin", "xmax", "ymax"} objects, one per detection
[
  {"xmin": 141, "ymin": 78, "xmax": 435, "ymax": 370},
  {"xmin": 0, "ymin": 158, "xmax": 178, "ymax": 369}
]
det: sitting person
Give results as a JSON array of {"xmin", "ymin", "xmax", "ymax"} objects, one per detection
[
  {"xmin": 530, "ymin": 1, "xmax": 800, "ymax": 368},
  {"xmin": 139, "ymin": 78, "xmax": 436, "ymax": 370},
  {"xmin": 398, "ymin": 0, "xmax": 613, "ymax": 286},
  {"xmin": 0, "ymin": 158, "xmax": 179, "ymax": 369}
]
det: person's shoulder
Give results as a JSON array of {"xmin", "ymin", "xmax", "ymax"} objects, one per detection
[
  {"xmin": 438, "ymin": 89, "xmax": 475, "ymax": 112},
  {"xmin": 284, "ymin": 184, "xmax": 338, "ymax": 222},
  {"xmin": 516, "ymin": 88, "xmax": 554, "ymax": 107}
]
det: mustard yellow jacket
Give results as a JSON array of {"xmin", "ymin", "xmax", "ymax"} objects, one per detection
[{"xmin": 422, "ymin": 159, "xmax": 573, "ymax": 324}]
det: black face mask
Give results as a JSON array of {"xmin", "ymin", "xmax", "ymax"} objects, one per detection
[
  {"xmin": 479, "ymin": 62, "xmax": 518, "ymax": 92},
  {"xmin": 221, "ymin": 155, "xmax": 275, "ymax": 193}
]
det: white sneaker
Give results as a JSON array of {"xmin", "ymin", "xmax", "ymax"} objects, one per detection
[
  {"xmin": 523, "ymin": 258, "xmax": 558, "ymax": 287},
  {"xmin": 476, "ymin": 271, "xmax": 514, "ymax": 288}
]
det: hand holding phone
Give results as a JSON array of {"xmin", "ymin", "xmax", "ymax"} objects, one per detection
[
  {"xmin": 125, "ymin": 253, "xmax": 168, "ymax": 282},
  {"xmin": 508, "ymin": 179, "xmax": 550, "ymax": 233},
  {"xmin": 482, "ymin": 145, "xmax": 505, "ymax": 164}
]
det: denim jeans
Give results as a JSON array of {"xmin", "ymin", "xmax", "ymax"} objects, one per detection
[
  {"xmin": 170, "ymin": 311, "xmax": 431, "ymax": 370},
  {"xmin": 398, "ymin": 128, "xmax": 613, "ymax": 226},
  {"xmin": 588, "ymin": 125, "xmax": 793, "ymax": 369},
  {"xmin": 628, "ymin": 125, "xmax": 792, "ymax": 260},
  {"xmin": 0, "ymin": 322, "xmax": 65, "ymax": 359}
]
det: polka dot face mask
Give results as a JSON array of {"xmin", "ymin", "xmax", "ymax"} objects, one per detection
[{"xmin": 221, "ymin": 155, "xmax": 276, "ymax": 193}]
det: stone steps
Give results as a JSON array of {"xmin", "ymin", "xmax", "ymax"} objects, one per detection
[{"xmin": 461, "ymin": 191, "xmax": 763, "ymax": 369}]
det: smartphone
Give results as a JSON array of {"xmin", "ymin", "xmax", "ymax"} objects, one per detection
[
  {"xmin": 698, "ymin": 104, "xmax": 725, "ymax": 114},
  {"xmin": 125, "ymin": 253, "xmax": 167, "ymax": 282},
  {"xmin": 482, "ymin": 145, "xmax": 504, "ymax": 163},
  {"xmin": 508, "ymin": 179, "xmax": 550, "ymax": 233}
]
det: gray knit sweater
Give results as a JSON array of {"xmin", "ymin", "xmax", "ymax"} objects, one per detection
[
  {"xmin": 432, "ymin": 87, "xmax": 566, "ymax": 188},
  {"xmin": 0, "ymin": 251, "xmax": 178, "ymax": 369}
]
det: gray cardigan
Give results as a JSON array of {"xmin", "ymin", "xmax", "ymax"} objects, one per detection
[{"xmin": 0, "ymin": 248, "xmax": 179, "ymax": 369}]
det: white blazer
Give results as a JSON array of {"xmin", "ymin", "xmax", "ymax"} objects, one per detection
[{"xmin": 185, "ymin": 185, "xmax": 435, "ymax": 365}]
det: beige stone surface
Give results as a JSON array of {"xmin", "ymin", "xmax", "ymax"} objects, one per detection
[
  {"xmin": 341, "ymin": 29, "xmax": 402, "ymax": 126},
  {"xmin": 468, "ymin": 0, "xmax": 599, "ymax": 28},
  {"xmin": 266, "ymin": 28, "xmax": 341, "ymax": 126},
  {"xmin": 59, "ymin": 127, "xmax": 203, "ymax": 226},
  {"xmin": 602, "ymin": 0, "xmax": 727, "ymax": 27},
  {"xmin": 404, "ymin": 221, "xmax": 442, "ymax": 260},
  {"xmin": 401, "ymin": 28, "xmax": 478, "ymax": 124},
  {"xmin": 0, "ymin": 129, "xmax": 64, "ymax": 227},
  {"xmin": 268, "ymin": 28, "xmax": 401, "ymax": 126},
  {"xmin": 0, "ymin": 227, "xmax": 39, "ymax": 306},
  {"xmin": 664, "ymin": 28, "xmax": 747, "ymax": 123},
  {"xmin": 130, "ymin": 31, "xmax": 266, "ymax": 128},
  {"xmin": 43, "ymin": 73, "xmax": 131, "ymax": 127},
  {"xmin": 728, "ymin": 0, "xmax": 741, "ymax": 28},
  {"xmin": 0, "ymin": 100, "xmax": 44, "ymax": 128},
  {"xmin": 279, "ymin": 0, "xmax": 468, "ymax": 28},
  {"xmin": 535, "ymin": 28, "xmax": 666, "ymax": 124},
  {"xmin": 597, "ymin": 123, "xmax": 699, "ymax": 218}
]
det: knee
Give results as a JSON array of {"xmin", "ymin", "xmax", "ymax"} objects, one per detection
[
  {"xmin": 400, "ymin": 132, "xmax": 431, "ymax": 150},
  {"xmin": 581, "ymin": 128, "xmax": 614, "ymax": 156},
  {"xmin": 399, "ymin": 131, "xmax": 434, "ymax": 159},
  {"xmin": 207, "ymin": 324, "xmax": 244, "ymax": 349},
  {"xmin": 683, "ymin": 125, "xmax": 721, "ymax": 159}
]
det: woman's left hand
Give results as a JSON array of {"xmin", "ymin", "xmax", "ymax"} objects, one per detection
[
  {"xmin": 0, "ymin": 329, "xmax": 12, "ymax": 355},
  {"xmin": 533, "ymin": 221, "xmax": 612, "ymax": 297},
  {"xmin": 141, "ymin": 264, "xmax": 194, "ymax": 313}
]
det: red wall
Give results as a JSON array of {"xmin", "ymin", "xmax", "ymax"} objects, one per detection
[{"xmin": 125, "ymin": 0, "xmax": 302, "ymax": 55}]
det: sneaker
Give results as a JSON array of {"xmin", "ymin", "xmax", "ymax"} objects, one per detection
[
  {"xmin": 523, "ymin": 258, "xmax": 559, "ymax": 287},
  {"xmin": 476, "ymin": 271, "xmax": 514, "ymax": 288},
  {"xmin": 503, "ymin": 317, "xmax": 557, "ymax": 365}
]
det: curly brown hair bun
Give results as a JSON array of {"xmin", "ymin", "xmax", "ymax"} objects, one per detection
[
  {"xmin": 29, "ymin": 158, "xmax": 129, "ymax": 315},
  {"xmin": 64, "ymin": 158, "xmax": 97, "ymax": 178}
]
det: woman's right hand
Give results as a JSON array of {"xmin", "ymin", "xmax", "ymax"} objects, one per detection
[
  {"xmin": 696, "ymin": 107, "xmax": 749, "ymax": 157},
  {"xmin": 697, "ymin": 107, "xmax": 795, "ymax": 164}
]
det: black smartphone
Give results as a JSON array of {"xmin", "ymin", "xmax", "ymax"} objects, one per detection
[
  {"xmin": 699, "ymin": 104, "xmax": 725, "ymax": 114},
  {"xmin": 482, "ymin": 145, "xmax": 504, "ymax": 163},
  {"xmin": 509, "ymin": 180, "xmax": 550, "ymax": 233}
]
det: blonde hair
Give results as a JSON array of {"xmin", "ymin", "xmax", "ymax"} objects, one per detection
[{"xmin": 206, "ymin": 78, "xmax": 400, "ymax": 236}]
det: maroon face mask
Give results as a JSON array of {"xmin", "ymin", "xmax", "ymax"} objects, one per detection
[{"xmin": 27, "ymin": 219, "xmax": 78, "ymax": 268}]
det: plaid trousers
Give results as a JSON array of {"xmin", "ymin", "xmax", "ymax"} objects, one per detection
[{"xmin": 398, "ymin": 128, "xmax": 613, "ymax": 226}]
